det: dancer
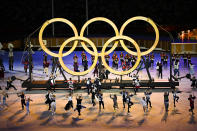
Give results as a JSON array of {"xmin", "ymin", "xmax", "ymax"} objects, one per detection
[
  {"xmin": 48, "ymin": 74, "xmax": 56, "ymax": 91},
  {"xmin": 121, "ymin": 90, "xmax": 128, "ymax": 109},
  {"xmin": 68, "ymin": 78, "xmax": 74, "ymax": 94},
  {"xmin": 120, "ymin": 52, "xmax": 124, "ymax": 66},
  {"xmin": 144, "ymin": 89, "xmax": 152, "ymax": 108},
  {"xmin": 98, "ymin": 92, "xmax": 104, "ymax": 111},
  {"xmin": 172, "ymin": 54, "xmax": 175, "ymax": 64},
  {"xmin": 45, "ymin": 90, "xmax": 53, "ymax": 110},
  {"xmin": 91, "ymin": 55, "xmax": 95, "ymax": 64},
  {"xmin": 105, "ymin": 55, "xmax": 110, "ymax": 65},
  {"xmin": 73, "ymin": 54, "xmax": 79, "ymax": 72},
  {"xmin": 187, "ymin": 52, "xmax": 191, "ymax": 67},
  {"xmin": 183, "ymin": 53, "xmax": 187, "ymax": 67},
  {"xmin": 191, "ymin": 76, "xmax": 196, "ymax": 88},
  {"xmin": 75, "ymin": 94, "xmax": 86, "ymax": 116},
  {"xmin": 26, "ymin": 97, "xmax": 33, "ymax": 115},
  {"xmin": 126, "ymin": 93, "xmax": 134, "ymax": 113},
  {"xmin": 51, "ymin": 94, "xmax": 56, "ymax": 115},
  {"xmin": 6, "ymin": 77, "xmax": 17, "ymax": 90},
  {"xmin": 133, "ymin": 78, "xmax": 140, "ymax": 95},
  {"xmin": 125, "ymin": 54, "xmax": 129, "ymax": 66},
  {"xmin": 150, "ymin": 53, "xmax": 154, "ymax": 67},
  {"xmin": 188, "ymin": 94, "xmax": 196, "ymax": 114},
  {"xmin": 158, "ymin": 62, "xmax": 163, "ymax": 79},
  {"xmin": 164, "ymin": 54, "xmax": 168, "ymax": 68},
  {"xmin": 140, "ymin": 97, "xmax": 148, "ymax": 114},
  {"xmin": 164, "ymin": 91, "xmax": 169, "ymax": 112},
  {"xmin": 64, "ymin": 93, "xmax": 73, "ymax": 111},
  {"xmin": 2, "ymin": 90, "xmax": 8, "ymax": 107},
  {"xmin": 160, "ymin": 53, "xmax": 164, "ymax": 64},
  {"xmin": 22, "ymin": 57, "xmax": 28, "ymax": 74},
  {"xmin": 189, "ymin": 63, "xmax": 195, "ymax": 76},
  {"xmin": 131, "ymin": 56, "xmax": 136, "ymax": 67},
  {"xmin": 17, "ymin": 92, "xmax": 26, "ymax": 110},
  {"xmin": 172, "ymin": 89, "xmax": 179, "ymax": 107},
  {"xmin": 8, "ymin": 43, "xmax": 14, "ymax": 71},
  {"xmin": 86, "ymin": 78, "xmax": 92, "ymax": 95},
  {"xmin": 114, "ymin": 56, "xmax": 119, "ymax": 69},
  {"xmin": 43, "ymin": 59, "xmax": 50, "ymax": 77},
  {"xmin": 110, "ymin": 94, "xmax": 118, "ymax": 111},
  {"xmin": 174, "ymin": 61, "xmax": 180, "ymax": 77},
  {"xmin": 93, "ymin": 64, "xmax": 98, "ymax": 77},
  {"xmin": 91, "ymin": 88, "xmax": 96, "ymax": 106}
]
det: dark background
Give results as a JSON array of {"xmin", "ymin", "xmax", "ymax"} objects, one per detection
[{"xmin": 0, "ymin": 0, "xmax": 196, "ymax": 42}]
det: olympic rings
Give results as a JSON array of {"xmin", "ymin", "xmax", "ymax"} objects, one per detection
[
  {"xmin": 59, "ymin": 36, "xmax": 98, "ymax": 76},
  {"xmin": 39, "ymin": 18, "xmax": 78, "ymax": 57},
  {"xmin": 80, "ymin": 17, "xmax": 119, "ymax": 56},
  {"xmin": 101, "ymin": 35, "xmax": 141, "ymax": 75},
  {"xmin": 120, "ymin": 16, "xmax": 159, "ymax": 56},
  {"xmin": 39, "ymin": 16, "xmax": 159, "ymax": 76}
]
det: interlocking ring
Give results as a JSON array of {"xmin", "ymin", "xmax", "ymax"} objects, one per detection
[
  {"xmin": 59, "ymin": 36, "xmax": 98, "ymax": 76},
  {"xmin": 80, "ymin": 17, "xmax": 119, "ymax": 56},
  {"xmin": 39, "ymin": 16, "xmax": 159, "ymax": 76},
  {"xmin": 101, "ymin": 35, "xmax": 141, "ymax": 75},
  {"xmin": 120, "ymin": 16, "xmax": 159, "ymax": 56},
  {"xmin": 39, "ymin": 18, "xmax": 78, "ymax": 57}
]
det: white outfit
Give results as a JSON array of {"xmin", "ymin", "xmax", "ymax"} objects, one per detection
[{"xmin": 51, "ymin": 96, "xmax": 56, "ymax": 115}]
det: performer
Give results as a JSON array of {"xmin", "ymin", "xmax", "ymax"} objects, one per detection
[
  {"xmin": 174, "ymin": 61, "xmax": 180, "ymax": 77},
  {"xmin": 187, "ymin": 52, "xmax": 191, "ymax": 67},
  {"xmin": 183, "ymin": 53, "xmax": 187, "ymax": 67},
  {"xmin": 94, "ymin": 78, "xmax": 101, "ymax": 93},
  {"xmin": 73, "ymin": 54, "xmax": 79, "ymax": 72},
  {"xmin": 124, "ymin": 54, "xmax": 129, "ymax": 67},
  {"xmin": 91, "ymin": 88, "xmax": 96, "ymax": 106},
  {"xmin": 68, "ymin": 78, "xmax": 74, "ymax": 94},
  {"xmin": 0, "ymin": 65, "xmax": 4, "ymax": 79},
  {"xmin": 128, "ymin": 54, "xmax": 132, "ymax": 66},
  {"xmin": 93, "ymin": 64, "xmax": 98, "ymax": 77},
  {"xmin": 110, "ymin": 94, "xmax": 118, "ymax": 111},
  {"xmin": 17, "ymin": 92, "xmax": 26, "ymax": 110},
  {"xmin": 48, "ymin": 74, "xmax": 56, "ymax": 92},
  {"xmin": 188, "ymin": 94, "xmax": 196, "ymax": 114},
  {"xmin": 120, "ymin": 52, "xmax": 124, "ymax": 66},
  {"xmin": 105, "ymin": 55, "xmax": 110, "ymax": 65},
  {"xmin": 91, "ymin": 55, "xmax": 95, "ymax": 64},
  {"xmin": 164, "ymin": 54, "xmax": 168, "ymax": 68},
  {"xmin": 150, "ymin": 53, "xmax": 154, "ymax": 67},
  {"xmin": 2, "ymin": 90, "xmax": 8, "ymax": 107},
  {"xmin": 140, "ymin": 97, "xmax": 148, "ymax": 114},
  {"xmin": 75, "ymin": 94, "xmax": 86, "ymax": 116},
  {"xmin": 22, "ymin": 57, "xmax": 29, "ymax": 74},
  {"xmin": 189, "ymin": 63, "xmax": 195, "ymax": 76},
  {"xmin": 172, "ymin": 89, "xmax": 179, "ymax": 107},
  {"xmin": 86, "ymin": 78, "xmax": 92, "ymax": 95},
  {"xmin": 84, "ymin": 57, "xmax": 88, "ymax": 71},
  {"xmin": 121, "ymin": 90, "xmax": 128, "ymax": 109},
  {"xmin": 26, "ymin": 97, "xmax": 33, "ymax": 115},
  {"xmin": 112, "ymin": 52, "xmax": 117, "ymax": 68},
  {"xmin": 160, "ymin": 53, "xmax": 164, "ymax": 64},
  {"xmin": 172, "ymin": 53, "xmax": 175, "ymax": 64},
  {"xmin": 105, "ymin": 68, "xmax": 110, "ymax": 79},
  {"xmin": 114, "ymin": 56, "xmax": 119, "ymax": 69},
  {"xmin": 144, "ymin": 89, "xmax": 152, "ymax": 108},
  {"xmin": 98, "ymin": 92, "xmax": 104, "ymax": 111},
  {"xmin": 8, "ymin": 43, "xmax": 14, "ymax": 71},
  {"xmin": 51, "ymin": 95, "xmax": 56, "ymax": 115},
  {"xmin": 158, "ymin": 62, "xmax": 163, "ymax": 79},
  {"xmin": 45, "ymin": 90, "xmax": 53, "ymax": 110},
  {"xmin": 81, "ymin": 51, "xmax": 86, "ymax": 66},
  {"xmin": 133, "ymin": 79, "xmax": 140, "ymax": 95},
  {"xmin": 131, "ymin": 56, "xmax": 136, "ymax": 67},
  {"xmin": 191, "ymin": 76, "xmax": 196, "ymax": 88},
  {"xmin": 164, "ymin": 91, "xmax": 169, "ymax": 112},
  {"xmin": 64, "ymin": 93, "xmax": 73, "ymax": 111},
  {"xmin": 122, "ymin": 61, "xmax": 126, "ymax": 71},
  {"xmin": 6, "ymin": 77, "xmax": 17, "ymax": 90},
  {"xmin": 126, "ymin": 93, "xmax": 134, "ymax": 113},
  {"xmin": 43, "ymin": 59, "xmax": 50, "ymax": 77}
]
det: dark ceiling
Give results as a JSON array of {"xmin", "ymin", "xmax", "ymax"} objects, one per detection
[{"xmin": 0, "ymin": 0, "xmax": 197, "ymax": 42}]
